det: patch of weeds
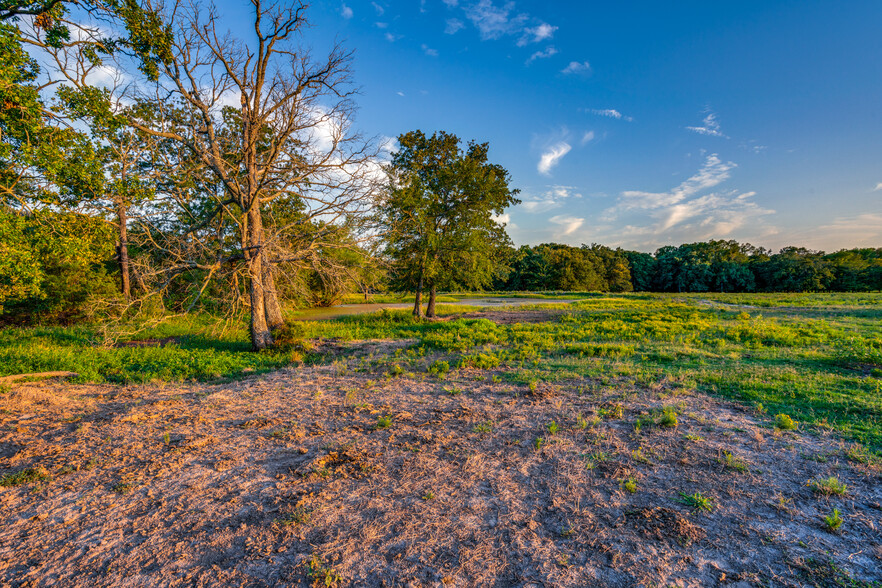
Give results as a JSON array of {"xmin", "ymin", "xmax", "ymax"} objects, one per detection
[
  {"xmin": 631, "ymin": 447, "xmax": 652, "ymax": 465},
  {"xmin": 443, "ymin": 385, "xmax": 463, "ymax": 396},
  {"xmin": 374, "ymin": 415, "xmax": 393, "ymax": 430},
  {"xmin": 111, "ymin": 481, "xmax": 133, "ymax": 494},
  {"xmin": 845, "ymin": 444, "xmax": 882, "ymax": 467},
  {"xmin": 533, "ymin": 437, "xmax": 544, "ymax": 451},
  {"xmin": 491, "ymin": 374, "xmax": 502, "ymax": 384},
  {"xmin": 810, "ymin": 476, "xmax": 847, "ymax": 496},
  {"xmin": 473, "ymin": 421, "xmax": 493, "ymax": 434},
  {"xmin": 678, "ymin": 491, "xmax": 714, "ymax": 513},
  {"xmin": 683, "ymin": 433, "xmax": 704, "ymax": 442},
  {"xmin": 387, "ymin": 363, "xmax": 404, "ymax": 377},
  {"xmin": 621, "ymin": 477, "xmax": 638, "ymax": 493},
  {"xmin": 824, "ymin": 508, "xmax": 843, "ymax": 532},
  {"xmin": 575, "ymin": 412, "xmax": 597, "ymax": 430},
  {"xmin": 583, "ymin": 451, "xmax": 609, "ymax": 470},
  {"xmin": 658, "ymin": 406, "xmax": 679, "ymax": 428},
  {"xmin": 162, "ymin": 431, "xmax": 171, "ymax": 444},
  {"xmin": 719, "ymin": 451, "xmax": 749, "ymax": 473},
  {"xmin": 557, "ymin": 554, "xmax": 571, "ymax": 567},
  {"xmin": 0, "ymin": 467, "xmax": 50, "ymax": 487},
  {"xmin": 307, "ymin": 555, "xmax": 342, "ymax": 587},
  {"xmin": 528, "ymin": 379, "xmax": 539, "ymax": 394},
  {"xmin": 794, "ymin": 557, "xmax": 879, "ymax": 588},
  {"xmin": 421, "ymin": 491, "xmax": 435, "ymax": 501},
  {"xmin": 546, "ymin": 420, "xmax": 560, "ymax": 435},
  {"xmin": 775, "ymin": 413, "xmax": 798, "ymax": 430},
  {"xmin": 0, "ymin": 383, "xmax": 10, "ymax": 395},
  {"xmin": 276, "ymin": 506, "xmax": 311, "ymax": 527},
  {"xmin": 599, "ymin": 402, "xmax": 624, "ymax": 420}
]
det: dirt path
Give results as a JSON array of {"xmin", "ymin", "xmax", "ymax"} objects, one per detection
[{"xmin": 1, "ymin": 342, "xmax": 880, "ymax": 587}]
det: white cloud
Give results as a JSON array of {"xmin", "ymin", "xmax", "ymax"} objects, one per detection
[
  {"xmin": 537, "ymin": 142, "xmax": 572, "ymax": 175},
  {"xmin": 442, "ymin": 0, "xmax": 459, "ymax": 6},
  {"xmin": 385, "ymin": 32, "xmax": 401, "ymax": 42},
  {"xmin": 421, "ymin": 44, "xmax": 439, "ymax": 57},
  {"xmin": 526, "ymin": 45, "xmax": 557, "ymax": 64},
  {"xmin": 340, "ymin": 3, "xmax": 353, "ymax": 19},
  {"xmin": 375, "ymin": 21, "xmax": 388, "ymax": 28},
  {"xmin": 445, "ymin": 18, "xmax": 465, "ymax": 34},
  {"xmin": 588, "ymin": 108, "xmax": 633, "ymax": 122},
  {"xmin": 874, "ymin": 182, "xmax": 882, "ymax": 191},
  {"xmin": 599, "ymin": 155, "xmax": 774, "ymax": 244},
  {"xmin": 549, "ymin": 215, "xmax": 585, "ymax": 236},
  {"xmin": 371, "ymin": 2, "xmax": 384, "ymax": 15},
  {"xmin": 492, "ymin": 213, "xmax": 511, "ymax": 225},
  {"xmin": 581, "ymin": 131, "xmax": 595, "ymax": 145},
  {"xmin": 463, "ymin": 0, "xmax": 528, "ymax": 40},
  {"xmin": 396, "ymin": 91, "xmax": 405, "ymax": 97},
  {"xmin": 686, "ymin": 110, "xmax": 728, "ymax": 138},
  {"xmin": 561, "ymin": 61, "xmax": 591, "ymax": 75},
  {"xmin": 517, "ymin": 22, "xmax": 557, "ymax": 46}
]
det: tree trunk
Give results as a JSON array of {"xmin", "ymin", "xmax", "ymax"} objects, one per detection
[
  {"xmin": 413, "ymin": 274, "xmax": 423, "ymax": 317},
  {"xmin": 117, "ymin": 203, "xmax": 131, "ymax": 299},
  {"xmin": 425, "ymin": 285, "xmax": 437, "ymax": 318},
  {"xmin": 247, "ymin": 207, "xmax": 273, "ymax": 350},
  {"xmin": 262, "ymin": 254, "xmax": 285, "ymax": 330}
]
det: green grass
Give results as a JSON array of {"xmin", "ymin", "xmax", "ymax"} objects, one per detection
[{"xmin": 2, "ymin": 292, "xmax": 881, "ymax": 449}]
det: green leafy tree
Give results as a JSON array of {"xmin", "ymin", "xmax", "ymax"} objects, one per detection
[{"xmin": 381, "ymin": 130, "xmax": 519, "ymax": 317}]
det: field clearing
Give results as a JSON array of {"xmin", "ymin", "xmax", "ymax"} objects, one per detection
[{"xmin": 1, "ymin": 293, "xmax": 881, "ymax": 586}]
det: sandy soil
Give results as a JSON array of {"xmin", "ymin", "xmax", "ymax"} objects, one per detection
[{"xmin": 1, "ymin": 340, "xmax": 881, "ymax": 587}]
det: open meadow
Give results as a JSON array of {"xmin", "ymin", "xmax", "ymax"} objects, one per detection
[{"xmin": 1, "ymin": 293, "xmax": 881, "ymax": 586}]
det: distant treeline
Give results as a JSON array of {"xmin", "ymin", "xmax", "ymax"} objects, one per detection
[{"xmin": 496, "ymin": 240, "xmax": 882, "ymax": 293}]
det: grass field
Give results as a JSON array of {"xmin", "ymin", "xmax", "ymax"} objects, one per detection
[
  {"xmin": 2, "ymin": 292, "xmax": 882, "ymax": 586},
  {"xmin": 2, "ymin": 292, "xmax": 881, "ymax": 448}
]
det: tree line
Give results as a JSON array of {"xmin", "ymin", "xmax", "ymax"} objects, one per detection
[{"xmin": 1, "ymin": 1, "xmax": 878, "ymax": 350}]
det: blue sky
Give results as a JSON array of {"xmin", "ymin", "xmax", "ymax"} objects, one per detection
[{"xmin": 234, "ymin": 1, "xmax": 881, "ymax": 252}]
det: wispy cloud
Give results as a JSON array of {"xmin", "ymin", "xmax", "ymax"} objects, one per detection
[
  {"xmin": 519, "ymin": 185, "xmax": 582, "ymax": 213},
  {"xmin": 686, "ymin": 110, "xmax": 728, "ymax": 138},
  {"xmin": 581, "ymin": 131, "xmax": 595, "ymax": 145},
  {"xmin": 518, "ymin": 22, "xmax": 557, "ymax": 46},
  {"xmin": 537, "ymin": 142, "xmax": 572, "ymax": 175},
  {"xmin": 601, "ymin": 155, "xmax": 774, "ymax": 243},
  {"xmin": 384, "ymin": 32, "xmax": 402, "ymax": 42},
  {"xmin": 340, "ymin": 3, "xmax": 353, "ymax": 19},
  {"xmin": 561, "ymin": 61, "xmax": 591, "ymax": 75},
  {"xmin": 464, "ymin": 0, "xmax": 528, "ymax": 40},
  {"xmin": 445, "ymin": 18, "xmax": 465, "ymax": 34},
  {"xmin": 874, "ymin": 182, "xmax": 882, "ymax": 191},
  {"xmin": 550, "ymin": 214, "xmax": 585, "ymax": 236},
  {"xmin": 371, "ymin": 2, "xmax": 384, "ymax": 15},
  {"xmin": 588, "ymin": 108, "xmax": 633, "ymax": 122},
  {"xmin": 421, "ymin": 44, "xmax": 439, "ymax": 57},
  {"xmin": 525, "ymin": 45, "xmax": 557, "ymax": 65},
  {"xmin": 453, "ymin": 0, "xmax": 557, "ymax": 49}
]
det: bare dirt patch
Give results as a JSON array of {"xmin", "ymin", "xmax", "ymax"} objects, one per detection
[{"xmin": 1, "ymin": 348, "xmax": 880, "ymax": 587}]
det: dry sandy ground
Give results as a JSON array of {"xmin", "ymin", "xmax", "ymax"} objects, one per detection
[{"xmin": 1, "ymin": 342, "xmax": 881, "ymax": 587}]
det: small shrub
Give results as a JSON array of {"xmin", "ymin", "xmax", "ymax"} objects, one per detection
[
  {"xmin": 810, "ymin": 476, "xmax": 847, "ymax": 496},
  {"xmin": 621, "ymin": 477, "xmax": 637, "ymax": 493},
  {"xmin": 534, "ymin": 437, "xmax": 544, "ymax": 451},
  {"xmin": 775, "ymin": 413, "xmax": 797, "ymax": 430},
  {"xmin": 824, "ymin": 508, "xmax": 843, "ymax": 532},
  {"xmin": 658, "ymin": 407, "xmax": 678, "ymax": 428},
  {"xmin": 375, "ymin": 415, "xmax": 393, "ymax": 430},
  {"xmin": 546, "ymin": 420, "xmax": 559, "ymax": 435}
]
